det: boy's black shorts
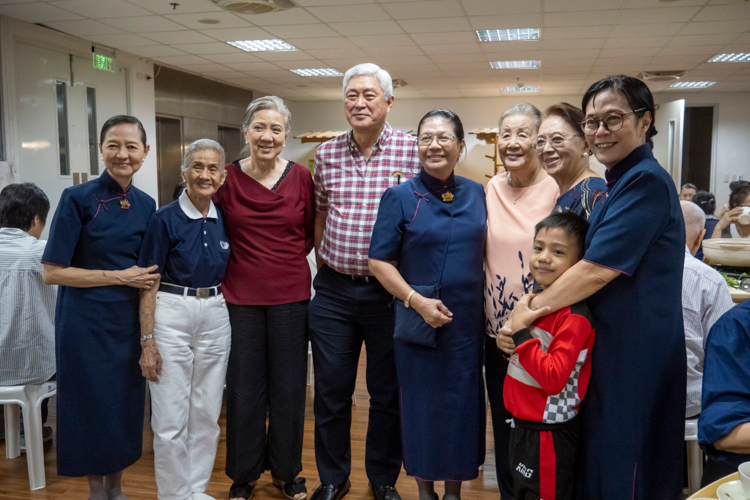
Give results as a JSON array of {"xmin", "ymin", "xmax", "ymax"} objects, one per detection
[{"xmin": 509, "ymin": 416, "xmax": 581, "ymax": 500}]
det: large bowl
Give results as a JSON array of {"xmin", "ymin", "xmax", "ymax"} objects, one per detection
[{"xmin": 703, "ymin": 238, "xmax": 750, "ymax": 267}]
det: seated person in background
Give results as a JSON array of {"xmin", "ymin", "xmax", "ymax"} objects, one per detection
[
  {"xmin": 712, "ymin": 184, "xmax": 750, "ymax": 239},
  {"xmin": 501, "ymin": 212, "xmax": 596, "ymax": 500},
  {"xmin": 698, "ymin": 300, "xmax": 750, "ymax": 486},
  {"xmin": 691, "ymin": 190, "xmax": 719, "ymax": 261},
  {"xmin": 0, "ymin": 183, "xmax": 56, "ymax": 441},
  {"xmin": 680, "ymin": 200, "xmax": 734, "ymax": 421},
  {"xmin": 717, "ymin": 180, "xmax": 750, "ymax": 219},
  {"xmin": 680, "ymin": 183, "xmax": 697, "ymax": 201}
]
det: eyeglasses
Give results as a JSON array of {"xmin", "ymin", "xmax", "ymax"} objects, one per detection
[
  {"xmin": 417, "ymin": 134, "xmax": 456, "ymax": 146},
  {"xmin": 534, "ymin": 133, "xmax": 577, "ymax": 152},
  {"xmin": 580, "ymin": 108, "xmax": 646, "ymax": 136}
]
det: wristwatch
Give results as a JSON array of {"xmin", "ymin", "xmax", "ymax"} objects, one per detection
[
  {"xmin": 140, "ymin": 333, "xmax": 154, "ymax": 342},
  {"xmin": 404, "ymin": 290, "xmax": 416, "ymax": 308}
]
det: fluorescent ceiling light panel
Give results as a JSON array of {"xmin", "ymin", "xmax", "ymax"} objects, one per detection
[
  {"xmin": 708, "ymin": 53, "xmax": 750, "ymax": 63},
  {"xmin": 669, "ymin": 81, "xmax": 716, "ymax": 89},
  {"xmin": 477, "ymin": 28, "xmax": 540, "ymax": 43},
  {"xmin": 501, "ymin": 86, "xmax": 540, "ymax": 92},
  {"xmin": 228, "ymin": 39, "xmax": 297, "ymax": 52},
  {"xmin": 490, "ymin": 60, "xmax": 540, "ymax": 69},
  {"xmin": 291, "ymin": 68, "xmax": 343, "ymax": 77}
]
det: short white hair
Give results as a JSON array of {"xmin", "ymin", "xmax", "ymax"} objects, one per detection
[
  {"xmin": 681, "ymin": 200, "xmax": 706, "ymax": 243},
  {"xmin": 342, "ymin": 63, "xmax": 393, "ymax": 100},
  {"xmin": 242, "ymin": 95, "xmax": 291, "ymax": 137},
  {"xmin": 499, "ymin": 102, "xmax": 542, "ymax": 132},
  {"xmin": 183, "ymin": 139, "xmax": 226, "ymax": 173}
]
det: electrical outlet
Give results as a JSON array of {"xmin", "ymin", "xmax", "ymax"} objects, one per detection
[{"xmin": 732, "ymin": 175, "xmax": 737, "ymax": 182}]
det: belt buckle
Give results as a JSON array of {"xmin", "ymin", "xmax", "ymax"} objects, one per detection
[{"xmin": 196, "ymin": 288, "xmax": 209, "ymax": 298}]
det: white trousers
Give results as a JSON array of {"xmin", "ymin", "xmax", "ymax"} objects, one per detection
[{"xmin": 149, "ymin": 291, "xmax": 231, "ymax": 500}]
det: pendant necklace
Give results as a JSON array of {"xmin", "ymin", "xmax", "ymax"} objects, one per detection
[{"xmin": 508, "ymin": 167, "xmax": 541, "ymax": 204}]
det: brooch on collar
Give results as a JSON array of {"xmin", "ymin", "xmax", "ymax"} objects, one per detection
[
  {"xmin": 442, "ymin": 192, "xmax": 454, "ymax": 202},
  {"xmin": 120, "ymin": 199, "xmax": 130, "ymax": 210}
]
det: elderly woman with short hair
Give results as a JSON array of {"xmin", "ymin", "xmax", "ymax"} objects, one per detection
[
  {"xmin": 214, "ymin": 96, "xmax": 315, "ymax": 500},
  {"xmin": 138, "ymin": 139, "xmax": 231, "ymax": 500}
]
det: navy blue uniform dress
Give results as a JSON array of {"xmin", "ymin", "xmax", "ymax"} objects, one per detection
[
  {"xmin": 369, "ymin": 170, "xmax": 487, "ymax": 481},
  {"xmin": 576, "ymin": 145, "xmax": 686, "ymax": 500},
  {"xmin": 42, "ymin": 170, "xmax": 156, "ymax": 476},
  {"xmin": 552, "ymin": 177, "xmax": 607, "ymax": 221}
]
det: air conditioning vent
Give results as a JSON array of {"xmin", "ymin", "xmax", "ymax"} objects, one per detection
[
  {"xmin": 208, "ymin": 0, "xmax": 297, "ymax": 14},
  {"xmin": 637, "ymin": 71, "xmax": 687, "ymax": 82}
]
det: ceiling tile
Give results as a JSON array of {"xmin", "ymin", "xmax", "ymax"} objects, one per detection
[
  {"xmin": 679, "ymin": 20, "xmax": 750, "ymax": 36},
  {"xmin": 381, "ymin": 0, "xmax": 463, "ymax": 19},
  {"xmin": 198, "ymin": 27, "xmax": 276, "ymax": 42},
  {"xmin": 321, "ymin": 58, "xmax": 382, "ymax": 71},
  {"xmin": 177, "ymin": 63, "xmax": 235, "ymax": 73},
  {"xmin": 125, "ymin": 0, "xmax": 224, "ymax": 15},
  {"xmin": 165, "ymin": 12, "xmax": 252, "ymax": 29},
  {"xmin": 50, "ymin": 0, "xmax": 152, "ymax": 18},
  {"xmin": 252, "ymin": 51, "xmax": 318, "ymax": 61},
  {"xmin": 398, "ymin": 17, "xmax": 471, "ymax": 33},
  {"xmin": 0, "ymin": 3, "xmax": 83, "ymax": 23},
  {"xmin": 101, "ymin": 15, "xmax": 187, "ymax": 33},
  {"xmin": 225, "ymin": 61, "xmax": 282, "ymax": 71},
  {"xmin": 172, "ymin": 42, "xmax": 244, "ymax": 55},
  {"xmin": 544, "ymin": 49, "xmax": 601, "ymax": 59},
  {"xmin": 694, "ymin": 4, "xmax": 750, "ymax": 22},
  {"xmin": 656, "ymin": 45, "xmax": 723, "ymax": 56},
  {"xmin": 422, "ymin": 43, "xmax": 483, "ymax": 56},
  {"xmin": 617, "ymin": 7, "xmax": 701, "ymax": 24},
  {"xmin": 44, "ymin": 19, "xmax": 124, "ymax": 36},
  {"xmin": 421, "ymin": 89, "xmax": 464, "ymax": 97},
  {"xmin": 598, "ymin": 46, "xmax": 662, "ymax": 58},
  {"xmin": 409, "ymin": 32, "xmax": 478, "ymax": 45},
  {"xmin": 295, "ymin": 0, "xmax": 374, "ymax": 5},
  {"xmin": 428, "ymin": 53, "xmax": 487, "ymax": 63},
  {"xmin": 459, "ymin": 88, "xmax": 503, "ymax": 97},
  {"xmin": 545, "ymin": 0, "xmax": 624, "ymax": 12},
  {"xmin": 284, "ymin": 37, "xmax": 351, "ymax": 49},
  {"xmin": 209, "ymin": 70, "xmax": 251, "ymax": 79},
  {"xmin": 273, "ymin": 60, "xmax": 332, "ymax": 70},
  {"xmin": 200, "ymin": 52, "xmax": 264, "ymax": 63},
  {"xmin": 541, "ymin": 26, "xmax": 612, "ymax": 39},
  {"xmin": 305, "ymin": 4, "xmax": 390, "ymax": 22},
  {"xmin": 623, "ymin": 0, "xmax": 705, "ymax": 8},
  {"xmin": 365, "ymin": 46, "xmax": 425, "ymax": 57},
  {"xmin": 543, "ymin": 38, "xmax": 604, "ymax": 50},
  {"xmin": 84, "ymin": 33, "xmax": 157, "ymax": 48},
  {"xmin": 348, "ymin": 34, "xmax": 415, "ymax": 48},
  {"xmin": 668, "ymin": 33, "xmax": 742, "ymax": 47},
  {"xmin": 306, "ymin": 47, "xmax": 371, "ymax": 59},
  {"xmin": 329, "ymin": 20, "xmax": 404, "ymax": 36},
  {"xmin": 544, "ymin": 10, "xmax": 619, "ymax": 27},
  {"xmin": 375, "ymin": 55, "xmax": 433, "ymax": 66},
  {"xmin": 264, "ymin": 23, "xmax": 340, "ymax": 38},
  {"xmin": 468, "ymin": 14, "xmax": 541, "ymax": 30},
  {"xmin": 648, "ymin": 54, "xmax": 709, "ymax": 65},
  {"xmin": 461, "ymin": 0, "xmax": 541, "ymax": 16},
  {"xmin": 237, "ymin": 9, "xmax": 320, "ymax": 26},
  {"xmin": 129, "ymin": 45, "xmax": 188, "ymax": 57},
  {"xmin": 153, "ymin": 54, "xmax": 213, "ymax": 65},
  {"xmin": 542, "ymin": 59, "xmax": 593, "ymax": 68},
  {"xmin": 142, "ymin": 31, "xmax": 218, "ymax": 45},
  {"xmin": 608, "ymin": 23, "xmax": 683, "ymax": 37},
  {"xmin": 603, "ymin": 37, "xmax": 671, "ymax": 49},
  {"xmin": 436, "ymin": 62, "xmax": 491, "ymax": 71}
]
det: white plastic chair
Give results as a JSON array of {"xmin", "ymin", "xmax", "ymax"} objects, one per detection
[
  {"xmin": 1, "ymin": 381, "xmax": 57, "ymax": 490},
  {"xmin": 685, "ymin": 418, "xmax": 703, "ymax": 494}
]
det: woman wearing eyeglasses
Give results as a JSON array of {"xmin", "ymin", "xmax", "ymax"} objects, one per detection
[
  {"xmin": 484, "ymin": 103, "xmax": 559, "ymax": 500},
  {"xmin": 369, "ymin": 109, "xmax": 487, "ymax": 500},
  {"xmin": 536, "ymin": 103, "xmax": 606, "ymax": 220},
  {"xmin": 496, "ymin": 76, "xmax": 686, "ymax": 500}
]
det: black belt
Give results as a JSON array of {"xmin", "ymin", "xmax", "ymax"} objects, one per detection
[
  {"xmin": 327, "ymin": 265, "xmax": 375, "ymax": 283},
  {"xmin": 159, "ymin": 282, "xmax": 222, "ymax": 298}
]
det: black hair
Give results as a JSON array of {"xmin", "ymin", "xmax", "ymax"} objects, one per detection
[
  {"xmin": 99, "ymin": 115, "xmax": 147, "ymax": 147},
  {"xmin": 581, "ymin": 75, "xmax": 658, "ymax": 148},
  {"xmin": 534, "ymin": 211, "xmax": 590, "ymax": 259},
  {"xmin": 692, "ymin": 190, "xmax": 716, "ymax": 215},
  {"xmin": 681, "ymin": 183, "xmax": 697, "ymax": 191},
  {"xmin": 729, "ymin": 180, "xmax": 750, "ymax": 192},
  {"xmin": 173, "ymin": 182, "xmax": 186, "ymax": 201},
  {"xmin": 0, "ymin": 183, "xmax": 50, "ymax": 231},
  {"xmin": 417, "ymin": 109, "xmax": 465, "ymax": 142},
  {"xmin": 729, "ymin": 185, "xmax": 750, "ymax": 209}
]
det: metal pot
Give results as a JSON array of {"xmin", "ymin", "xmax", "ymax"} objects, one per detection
[{"xmin": 703, "ymin": 238, "xmax": 750, "ymax": 267}]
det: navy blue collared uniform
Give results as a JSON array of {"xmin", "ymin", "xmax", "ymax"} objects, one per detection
[
  {"xmin": 575, "ymin": 144, "xmax": 686, "ymax": 500},
  {"xmin": 137, "ymin": 191, "xmax": 229, "ymax": 288},
  {"xmin": 42, "ymin": 169, "xmax": 155, "ymax": 477}
]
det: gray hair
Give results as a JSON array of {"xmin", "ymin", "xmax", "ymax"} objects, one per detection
[
  {"xmin": 681, "ymin": 200, "xmax": 706, "ymax": 243},
  {"xmin": 681, "ymin": 183, "xmax": 697, "ymax": 191},
  {"xmin": 241, "ymin": 95, "xmax": 291, "ymax": 137},
  {"xmin": 183, "ymin": 139, "xmax": 226, "ymax": 173},
  {"xmin": 342, "ymin": 63, "xmax": 393, "ymax": 100},
  {"xmin": 499, "ymin": 103, "xmax": 542, "ymax": 132}
]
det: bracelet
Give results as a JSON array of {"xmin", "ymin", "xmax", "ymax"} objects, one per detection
[
  {"xmin": 404, "ymin": 290, "xmax": 416, "ymax": 308},
  {"xmin": 140, "ymin": 333, "xmax": 154, "ymax": 342}
]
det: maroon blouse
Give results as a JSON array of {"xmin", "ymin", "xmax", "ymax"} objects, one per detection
[{"xmin": 213, "ymin": 161, "xmax": 315, "ymax": 305}]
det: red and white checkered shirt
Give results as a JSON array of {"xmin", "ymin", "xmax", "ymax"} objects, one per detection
[{"xmin": 315, "ymin": 122, "xmax": 420, "ymax": 276}]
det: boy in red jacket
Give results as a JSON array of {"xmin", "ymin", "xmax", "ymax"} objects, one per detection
[{"xmin": 500, "ymin": 212, "xmax": 596, "ymax": 500}]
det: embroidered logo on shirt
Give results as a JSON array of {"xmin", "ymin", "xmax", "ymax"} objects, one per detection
[{"xmin": 220, "ymin": 241, "xmax": 229, "ymax": 250}]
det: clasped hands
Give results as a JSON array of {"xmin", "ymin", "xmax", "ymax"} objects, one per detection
[
  {"xmin": 494, "ymin": 294, "xmax": 551, "ymax": 355},
  {"xmin": 119, "ymin": 264, "xmax": 160, "ymax": 290}
]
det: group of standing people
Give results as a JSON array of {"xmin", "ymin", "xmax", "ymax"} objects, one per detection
[{"xmin": 39, "ymin": 62, "xmax": 688, "ymax": 500}]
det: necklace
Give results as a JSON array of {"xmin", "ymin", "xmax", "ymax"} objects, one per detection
[{"xmin": 507, "ymin": 167, "xmax": 542, "ymax": 204}]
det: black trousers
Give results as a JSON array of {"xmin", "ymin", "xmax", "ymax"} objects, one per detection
[
  {"xmin": 308, "ymin": 265, "xmax": 402, "ymax": 486},
  {"xmin": 486, "ymin": 336, "xmax": 515, "ymax": 500},
  {"xmin": 224, "ymin": 301, "xmax": 309, "ymax": 484}
]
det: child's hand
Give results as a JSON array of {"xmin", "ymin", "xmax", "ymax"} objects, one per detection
[{"xmin": 510, "ymin": 294, "xmax": 551, "ymax": 333}]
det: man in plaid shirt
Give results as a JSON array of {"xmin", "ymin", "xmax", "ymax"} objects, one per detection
[{"xmin": 309, "ymin": 63, "xmax": 420, "ymax": 500}]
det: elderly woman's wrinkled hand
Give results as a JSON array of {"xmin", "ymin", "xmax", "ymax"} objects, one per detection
[
  {"xmin": 412, "ymin": 294, "xmax": 453, "ymax": 329},
  {"xmin": 119, "ymin": 264, "xmax": 160, "ymax": 289},
  {"xmin": 140, "ymin": 339, "xmax": 162, "ymax": 382}
]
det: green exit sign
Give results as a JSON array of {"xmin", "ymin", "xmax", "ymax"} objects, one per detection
[{"xmin": 93, "ymin": 53, "xmax": 114, "ymax": 73}]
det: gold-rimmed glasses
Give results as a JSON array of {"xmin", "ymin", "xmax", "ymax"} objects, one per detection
[{"xmin": 580, "ymin": 108, "xmax": 646, "ymax": 136}]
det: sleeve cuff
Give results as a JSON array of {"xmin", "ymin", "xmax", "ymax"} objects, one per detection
[{"xmin": 512, "ymin": 328, "xmax": 534, "ymax": 347}]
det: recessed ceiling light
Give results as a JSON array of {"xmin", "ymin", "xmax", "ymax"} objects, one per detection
[
  {"xmin": 501, "ymin": 86, "xmax": 540, "ymax": 92},
  {"xmin": 490, "ymin": 60, "xmax": 540, "ymax": 69},
  {"xmin": 198, "ymin": 19, "xmax": 221, "ymax": 24},
  {"xmin": 669, "ymin": 81, "xmax": 716, "ymax": 89},
  {"xmin": 708, "ymin": 53, "xmax": 750, "ymax": 63},
  {"xmin": 228, "ymin": 39, "xmax": 298, "ymax": 52},
  {"xmin": 290, "ymin": 68, "xmax": 343, "ymax": 77},
  {"xmin": 477, "ymin": 28, "xmax": 540, "ymax": 43}
]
